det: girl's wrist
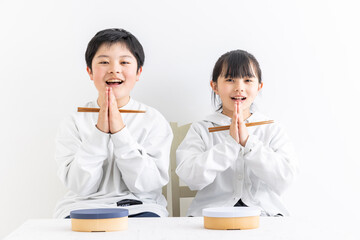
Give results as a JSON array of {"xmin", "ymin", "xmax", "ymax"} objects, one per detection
[
  {"xmin": 240, "ymin": 135, "xmax": 249, "ymax": 147},
  {"xmin": 95, "ymin": 124, "xmax": 110, "ymax": 134}
]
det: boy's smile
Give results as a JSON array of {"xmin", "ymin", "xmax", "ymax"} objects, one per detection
[
  {"xmin": 87, "ymin": 42, "xmax": 142, "ymax": 108},
  {"xmin": 105, "ymin": 77, "xmax": 124, "ymax": 85}
]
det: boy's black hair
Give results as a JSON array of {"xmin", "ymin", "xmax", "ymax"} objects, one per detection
[
  {"xmin": 85, "ymin": 28, "xmax": 144, "ymax": 72},
  {"xmin": 211, "ymin": 49, "xmax": 262, "ymax": 111}
]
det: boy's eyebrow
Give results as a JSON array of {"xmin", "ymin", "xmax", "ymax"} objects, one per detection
[{"xmin": 96, "ymin": 55, "xmax": 133, "ymax": 58}]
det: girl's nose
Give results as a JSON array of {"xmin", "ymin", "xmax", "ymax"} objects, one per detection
[{"xmin": 235, "ymin": 81, "xmax": 244, "ymax": 92}]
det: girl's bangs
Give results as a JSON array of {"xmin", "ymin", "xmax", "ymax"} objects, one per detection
[{"xmin": 222, "ymin": 55, "xmax": 256, "ymax": 79}]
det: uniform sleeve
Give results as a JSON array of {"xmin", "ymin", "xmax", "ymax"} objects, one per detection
[
  {"xmin": 55, "ymin": 115, "xmax": 110, "ymax": 196},
  {"xmin": 111, "ymin": 118, "xmax": 173, "ymax": 194},
  {"xmin": 243, "ymin": 124, "xmax": 298, "ymax": 195},
  {"xmin": 176, "ymin": 123, "xmax": 241, "ymax": 191}
]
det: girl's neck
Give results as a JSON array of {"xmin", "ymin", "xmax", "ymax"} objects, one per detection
[{"xmin": 222, "ymin": 108, "xmax": 252, "ymax": 120}]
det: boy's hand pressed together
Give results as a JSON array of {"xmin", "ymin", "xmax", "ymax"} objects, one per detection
[
  {"xmin": 96, "ymin": 87, "xmax": 110, "ymax": 133},
  {"xmin": 96, "ymin": 87, "xmax": 125, "ymax": 134},
  {"xmin": 108, "ymin": 87, "xmax": 125, "ymax": 134}
]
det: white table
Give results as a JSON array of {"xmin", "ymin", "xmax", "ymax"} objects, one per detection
[{"xmin": 3, "ymin": 217, "xmax": 356, "ymax": 240}]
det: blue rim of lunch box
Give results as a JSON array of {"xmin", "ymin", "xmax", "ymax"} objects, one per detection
[{"xmin": 70, "ymin": 208, "xmax": 129, "ymax": 219}]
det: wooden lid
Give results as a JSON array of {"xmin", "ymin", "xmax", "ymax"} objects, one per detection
[
  {"xmin": 203, "ymin": 207, "xmax": 261, "ymax": 218},
  {"xmin": 70, "ymin": 208, "xmax": 129, "ymax": 219}
]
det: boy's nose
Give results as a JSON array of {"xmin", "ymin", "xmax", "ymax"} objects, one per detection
[{"xmin": 109, "ymin": 63, "xmax": 122, "ymax": 74}]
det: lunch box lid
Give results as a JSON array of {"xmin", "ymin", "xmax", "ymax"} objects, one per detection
[
  {"xmin": 70, "ymin": 208, "xmax": 129, "ymax": 219},
  {"xmin": 203, "ymin": 207, "xmax": 261, "ymax": 218}
]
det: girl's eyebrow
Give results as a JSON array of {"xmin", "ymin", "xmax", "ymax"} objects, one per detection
[{"xmin": 96, "ymin": 55, "xmax": 133, "ymax": 58}]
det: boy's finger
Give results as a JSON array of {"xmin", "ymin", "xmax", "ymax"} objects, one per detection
[{"xmin": 109, "ymin": 88, "xmax": 117, "ymax": 107}]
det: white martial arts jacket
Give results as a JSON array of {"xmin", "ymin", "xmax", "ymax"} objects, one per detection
[
  {"xmin": 176, "ymin": 111, "xmax": 298, "ymax": 217},
  {"xmin": 54, "ymin": 98, "xmax": 173, "ymax": 218}
]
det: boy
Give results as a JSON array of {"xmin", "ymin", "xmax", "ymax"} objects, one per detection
[{"xmin": 54, "ymin": 28, "xmax": 173, "ymax": 218}]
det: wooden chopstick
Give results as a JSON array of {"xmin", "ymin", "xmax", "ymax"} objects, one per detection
[
  {"xmin": 208, "ymin": 120, "xmax": 274, "ymax": 132},
  {"xmin": 78, "ymin": 107, "xmax": 146, "ymax": 113}
]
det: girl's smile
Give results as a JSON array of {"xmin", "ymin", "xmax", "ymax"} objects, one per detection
[{"xmin": 231, "ymin": 95, "xmax": 247, "ymax": 102}]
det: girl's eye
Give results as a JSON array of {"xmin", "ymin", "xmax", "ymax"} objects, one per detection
[
  {"xmin": 245, "ymin": 79, "xmax": 252, "ymax": 82},
  {"xmin": 99, "ymin": 61, "xmax": 109, "ymax": 64},
  {"xmin": 226, "ymin": 79, "xmax": 234, "ymax": 82},
  {"xmin": 121, "ymin": 61, "xmax": 130, "ymax": 64}
]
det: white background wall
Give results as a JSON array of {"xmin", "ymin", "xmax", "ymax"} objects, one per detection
[{"xmin": 1, "ymin": 0, "xmax": 359, "ymax": 238}]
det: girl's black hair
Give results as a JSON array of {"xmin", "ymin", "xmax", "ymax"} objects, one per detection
[
  {"xmin": 85, "ymin": 28, "xmax": 144, "ymax": 72},
  {"xmin": 211, "ymin": 49, "xmax": 262, "ymax": 111}
]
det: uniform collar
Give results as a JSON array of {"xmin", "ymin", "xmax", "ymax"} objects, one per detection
[{"xmin": 204, "ymin": 111, "xmax": 265, "ymax": 126}]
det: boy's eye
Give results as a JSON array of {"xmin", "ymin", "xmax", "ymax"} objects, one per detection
[
  {"xmin": 121, "ymin": 61, "xmax": 130, "ymax": 64},
  {"xmin": 226, "ymin": 79, "xmax": 234, "ymax": 82},
  {"xmin": 99, "ymin": 61, "xmax": 109, "ymax": 64}
]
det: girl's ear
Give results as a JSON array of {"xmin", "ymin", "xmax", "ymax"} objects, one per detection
[
  {"xmin": 258, "ymin": 82, "xmax": 264, "ymax": 91},
  {"xmin": 210, "ymin": 81, "xmax": 219, "ymax": 94},
  {"xmin": 136, "ymin": 67, "xmax": 143, "ymax": 82},
  {"xmin": 86, "ymin": 67, "xmax": 93, "ymax": 81}
]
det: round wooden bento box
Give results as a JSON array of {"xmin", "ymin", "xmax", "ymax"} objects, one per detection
[
  {"xmin": 203, "ymin": 207, "xmax": 261, "ymax": 230},
  {"xmin": 70, "ymin": 208, "xmax": 129, "ymax": 232}
]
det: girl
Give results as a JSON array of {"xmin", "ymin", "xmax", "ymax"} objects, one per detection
[{"xmin": 176, "ymin": 50, "xmax": 298, "ymax": 217}]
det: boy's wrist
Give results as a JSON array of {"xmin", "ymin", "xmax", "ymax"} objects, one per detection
[{"xmin": 110, "ymin": 125, "xmax": 126, "ymax": 134}]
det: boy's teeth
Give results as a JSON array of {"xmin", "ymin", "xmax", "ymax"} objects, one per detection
[{"xmin": 106, "ymin": 80, "xmax": 123, "ymax": 84}]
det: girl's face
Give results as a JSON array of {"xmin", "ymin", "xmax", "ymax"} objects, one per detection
[
  {"xmin": 211, "ymin": 66, "xmax": 263, "ymax": 118},
  {"xmin": 87, "ymin": 42, "xmax": 142, "ymax": 107}
]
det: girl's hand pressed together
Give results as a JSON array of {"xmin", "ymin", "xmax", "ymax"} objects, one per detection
[
  {"xmin": 230, "ymin": 101, "xmax": 249, "ymax": 146},
  {"xmin": 108, "ymin": 87, "xmax": 125, "ymax": 134},
  {"xmin": 237, "ymin": 102, "xmax": 249, "ymax": 147},
  {"xmin": 96, "ymin": 87, "xmax": 110, "ymax": 133},
  {"xmin": 230, "ymin": 101, "xmax": 240, "ymax": 144}
]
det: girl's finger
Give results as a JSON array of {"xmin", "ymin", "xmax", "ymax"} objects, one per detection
[{"xmin": 238, "ymin": 102, "xmax": 244, "ymax": 123}]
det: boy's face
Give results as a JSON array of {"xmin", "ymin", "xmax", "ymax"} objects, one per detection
[{"xmin": 87, "ymin": 42, "xmax": 142, "ymax": 106}]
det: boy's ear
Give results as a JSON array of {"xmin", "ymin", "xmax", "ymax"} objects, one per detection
[
  {"xmin": 210, "ymin": 81, "xmax": 218, "ymax": 94},
  {"xmin": 86, "ymin": 67, "xmax": 93, "ymax": 80},
  {"xmin": 136, "ymin": 67, "xmax": 143, "ymax": 82}
]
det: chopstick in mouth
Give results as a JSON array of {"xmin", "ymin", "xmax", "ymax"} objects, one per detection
[
  {"xmin": 77, "ymin": 107, "xmax": 146, "ymax": 113},
  {"xmin": 208, "ymin": 120, "xmax": 274, "ymax": 132}
]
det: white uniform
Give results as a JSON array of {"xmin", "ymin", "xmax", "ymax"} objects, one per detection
[
  {"xmin": 176, "ymin": 111, "xmax": 298, "ymax": 217},
  {"xmin": 54, "ymin": 98, "xmax": 173, "ymax": 218}
]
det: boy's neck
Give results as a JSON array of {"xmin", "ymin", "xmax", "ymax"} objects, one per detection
[
  {"xmin": 97, "ymin": 96, "xmax": 131, "ymax": 109},
  {"xmin": 116, "ymin": 96, "xmax": 131, "ymax": 108}
]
